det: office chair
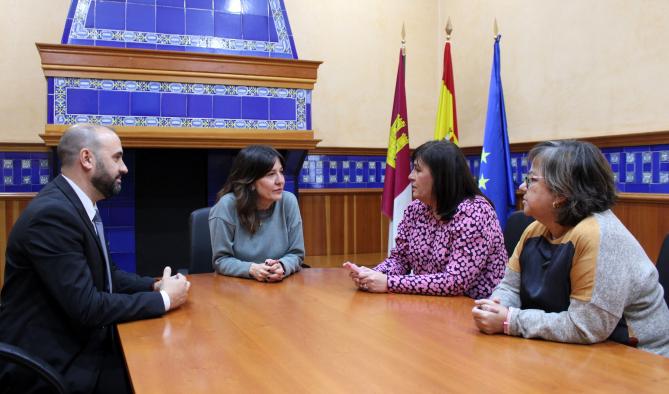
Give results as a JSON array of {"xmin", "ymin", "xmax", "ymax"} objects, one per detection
[
  {"xmin": 656, "ymin": 234, "xmax": 669, "ymax": 308},
  {"xmin": 503, "ymin": 211, "xmax": 535, "ymax": 258},
  {"xmin": 188, "ymin": 207, "xmax": 214, "ymax": 274},
  {"xmin": 0, "ymin": 341, "xmax": 68, "ymax": 394}
]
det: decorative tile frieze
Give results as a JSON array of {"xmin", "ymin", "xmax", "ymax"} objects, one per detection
[{"xmin": 51, "ymin": 77, "xmax": 308, "ymax": 130}]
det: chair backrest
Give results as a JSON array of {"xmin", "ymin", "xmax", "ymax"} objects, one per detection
[
  {"xmin": 189, "ymin": 207, "xmax": 214, "ymax": 274},
  {"xmin": 0, "ymin": 342, "xmax": 68, "ymax": 394},
  {"xmin": 503, "ymin": 210, "xmax": 535, "ymax": 258},
  {"xmin": 656, "ymin": 234, "xmax": 669, "ymax": 308}
]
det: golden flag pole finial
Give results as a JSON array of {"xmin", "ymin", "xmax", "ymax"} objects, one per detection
[
  {"xmin": 493, "ymin": 18, "xmax": 499, "ymax": 38},
  {"xmin": 445, "ymin": 17, "xmax": 453, "ymax": 41},
  {"xmin": 401, "ymin": 22, "xmax": 406, "ymax": 56}
]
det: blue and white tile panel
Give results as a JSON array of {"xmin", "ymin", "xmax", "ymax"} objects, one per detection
[
  {"xmin": 49, "ymin": 77, "xmax": 310, "ymax": 130},
  {"xmin": 300, "ymin": 148, "xmax": 669, "ymax": 193},
  {"xmin": 466, "ymin": 146, "xmax": 669, "ymax": 194},
  {"xmin": 0, "ymin": 152, "xmax": 50, "ymax": 193},
  {"xmin": 299, "ymin": 155, "xmax": 387, "ymax": 189},
  {"xmin": 63, "ymin": 0, "xmax": 297, "ymax": 58}
]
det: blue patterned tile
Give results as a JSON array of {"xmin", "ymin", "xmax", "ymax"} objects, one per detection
[
  {"xmin": 96, "ymin": 41, "xmax": 127, "ymax": 48},
  {"xmin": 95, "ymin": 1, "xmax": 126, "ymax": 30},
  {"xmin": 111, "ymin": 253, "xmax": 136, "ymax": 273},
  {"xmin": 69, "ymin": 38, "xmax": 96, "ymax": 46},
  {"xmin": 157, "ymin": 0, "xmax": 184, "ymax": 6},
  {"xmin": 127, "ymin": 3, "xmax": 156, "ymax": 32},
  {"xmin": 269, "ymin": 98, "xmax": 295, "ymax": 120},
  {"xmin": 242, "ymin": 14, "xmax": 269, "ymax": 41},
  {"xmin": 67, "ymin": 89, "xmax": 99, "ymax": 114},
  {"xmin": 187, "ymin": 94, "xmax": 213, "ymax": 117},
  {"xmin": 214, "ymin": 0, "xmax": 241, "ymax": 12},
  {"xmin": 186, "ymin": 9, "xmax": 214, "ymax": 35},
  {"xmin": 85, "ymin": 2, "xmax": 96, "ymax": 28},
  {"xmin": 126, "ymin": 42, "xmax": 158, "ymax": 49},
  {"xmin": 108, "ymin": 228, "xmax": 136, "ymax": 253},
  {"xmin": 241, "ymin": 96, "xmax": 268, "ymax": 119},
  {"xmin": 67, "ymin": 1, "xmax": 77, "ymax": 19},
  {"xmin": 214, "ymin": 11, "xmax": 242, "ymax": 38},
  {"xmin": 243, "ymin": 0, "xmax": 268, "ymax": 16},
  {"xmin": 131, "ymin": 92, "xmax": 160, "ymax": 116},
  {"xmin": 161, "ymin": 94, "xmax": 187, "ymax": 116},
  {"xmin": 99, "ymin": 90, "xmax": 130, "ymax": 115},
  {"xmin": 187, "ymin": 0, "xmax": 213, "ymax": 9},
  {"xmin": 47, "ymin": 95, "xmax": 54, "ymax": 123},
  {"xmin": 156, "ymin": 6, "xmax": 185, "ymax": 34},
  {"xmin": 130, "ymin": 0, "xmax": 157, "ymax": 4},
  {"xmin": 155, "ymin": 44, "xmax": 186, "ymax": 51}
]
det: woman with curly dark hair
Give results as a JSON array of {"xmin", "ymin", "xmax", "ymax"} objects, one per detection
[{"xmin": 472, "ymin": 140, "xmax": 669, "ymax": 357}]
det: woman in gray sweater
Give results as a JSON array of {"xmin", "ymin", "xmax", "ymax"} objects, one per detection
[
  {"xmin": 472, "ymin": 140, "xmax": 669, "ymax": 357},
  {"xmin": 209, "ymin": 145, "xmax": 305, "ymax": 282}
]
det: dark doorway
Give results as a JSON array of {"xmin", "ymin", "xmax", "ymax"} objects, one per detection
[{"xmin": 135, "ymin": 149, "xmax": 208, "ymax": 276}]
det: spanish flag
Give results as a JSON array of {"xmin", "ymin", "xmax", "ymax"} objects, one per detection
[
  {"xmin": 434, "ymin": 41, "xmax": 459, "ymax": 144},
  {"xmin": 381, "ymin": 49, "xmax": 411, "ymax": 250}
]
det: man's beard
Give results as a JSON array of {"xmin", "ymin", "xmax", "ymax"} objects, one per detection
[{"xmin": 91, "ymin": 161, "xmax": 121, "ymax": 199}]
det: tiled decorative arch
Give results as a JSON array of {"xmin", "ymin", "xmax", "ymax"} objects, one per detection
[{"xmin": 62, "ymin": 0, "xmax": 298, "ymax": 58}]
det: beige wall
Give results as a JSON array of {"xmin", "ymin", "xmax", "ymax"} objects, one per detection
[
  {"xmin": 0, "ymin": 0, "xmax": 70, "ymax": 143},
  {"xmin": 2, "ymin": 0, "xmax": 669, "ymax": 148},
  {"xmin": 440, "ymin": 0, "xmax": 669, "ymax": 146},
  {"xmin": 285, "ymin": 0, "xmax": 440, "ymax": 148}
]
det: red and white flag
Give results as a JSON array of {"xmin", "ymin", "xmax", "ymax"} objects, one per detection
[{"xmin": 381, "ymin": 49, "xmax": 411, "ymax": 252}]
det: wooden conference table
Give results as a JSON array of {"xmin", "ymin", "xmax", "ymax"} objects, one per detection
[{"xmin": 118, "ymin": 269, "xmax": 669, "ymax": 393}]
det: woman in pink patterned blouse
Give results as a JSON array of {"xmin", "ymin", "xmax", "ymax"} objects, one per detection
[{"xmin": 343, "ymin": 140, "xmax": 507, "ymax": 298}]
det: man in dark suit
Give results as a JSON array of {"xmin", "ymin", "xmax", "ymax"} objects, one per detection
[{"xmin": 0, "ymin": 124, "xmax": 191, "ymax": 393}]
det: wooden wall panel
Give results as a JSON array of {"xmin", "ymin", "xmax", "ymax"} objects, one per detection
[
  {"xmin": 299, "ymin": 189, "xmax": 388, "ymax": 258},
  {"xmin": 0, "ymin": 194, "xmax": 35, "ymax": 290},
  {"xmin": 300, "ymin": 190, "xmax": 669, "ymax": 263},
  {"xmin": 612, "ymin": 194, "xmax": 669, "ymax": 262}
]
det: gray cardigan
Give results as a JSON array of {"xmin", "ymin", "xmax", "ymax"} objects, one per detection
[
  {"xmin": 209, "ymin": 191, "xmax": 305, "ymax": 278},
  {"xmin": 493, "ymin": 210, "xmax": 669, "ymax": 357}
]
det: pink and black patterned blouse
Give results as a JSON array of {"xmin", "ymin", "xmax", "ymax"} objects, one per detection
[{"xmin": 374, "ymin": 196, "xmax": 507, "ymax": 299}]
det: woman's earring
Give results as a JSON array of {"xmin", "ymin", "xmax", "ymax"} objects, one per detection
[{"xmin": 552, "ymin": 201, "xmax": 559, "ymax": 209}]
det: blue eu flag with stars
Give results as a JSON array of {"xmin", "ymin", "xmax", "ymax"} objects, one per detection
[{"xmin": 478, "ymin": 35, "xmax": 515, "ymax": 229}]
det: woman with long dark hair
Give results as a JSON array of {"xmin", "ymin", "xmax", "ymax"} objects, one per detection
[
  {"xmin": 344, "ymin": 140, "xmax": 507, "ymax": 298},
  {"xmin": 209, "ymin": 145, "xmax": 304, "ymax": 282}
]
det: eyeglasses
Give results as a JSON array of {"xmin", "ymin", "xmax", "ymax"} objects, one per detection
[{"xmin": 523, "ymin": 175, "xmax": 544, "ymax": 188}]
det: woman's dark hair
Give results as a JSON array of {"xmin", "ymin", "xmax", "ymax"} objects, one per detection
[
  {"xmin": 412, "ymin": 140, "xmax": 485, "ymax": 221},
  {"xmin": 216, "ymin": 145, "xmax": 285, "ymax": 233},
  {"xmin": 527, "ymin": 140, "xmax": 616, "ymax": 227}
]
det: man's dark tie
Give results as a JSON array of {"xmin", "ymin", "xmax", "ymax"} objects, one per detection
[{"xmin": 93, "ymin": 208, "xmax": 113, "ymax": 293}]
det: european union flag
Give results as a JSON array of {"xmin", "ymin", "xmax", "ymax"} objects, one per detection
[{"xmin": 478, "ymin": 35, "xmax": 515, "ymax": 229}]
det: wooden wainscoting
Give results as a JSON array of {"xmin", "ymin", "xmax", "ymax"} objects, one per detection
[
  {"xmin": 300, "ymin": 190, "xmax": 669, "ymax": 264},
  {"xmin": 298, "ymin": 188, "xmax": 389, "ymax": 257},
  {"xmin": 0, "ymin": 193, "xmax": 36, "ymax": 290},
  {"xmin": 612, "ymin": 193, "xmax": 669, "ymax": 261}
]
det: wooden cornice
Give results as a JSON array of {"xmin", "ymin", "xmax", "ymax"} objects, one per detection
[
  {"xmin": 312, "ymin": 130, "xmax": 669, "ymax": 157},
  {"xmin": 300, "ymin": 188, "xmax": 383, "ymax": 195},
  {"xmin": 0, "ymin": 192, "xmax": 38, "ymax": 200},
  {"xmin": 36, "ymin": 43, "xmax": 322, "ymax": 89},
  {"xmin": 40, "ymin": 124, "xmax": 320, "ymax": 150},
  {"xmin": 0, "ymin": 143, "xmax": 49, "ymax": 152},
  {"xmin": 310, "ymin": 147, "xmax": 388, "ymax": 156}
]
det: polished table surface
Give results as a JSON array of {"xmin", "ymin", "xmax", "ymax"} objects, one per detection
[{"xmin": 118, "ymin": 269, "xmax": 669, "ymax": 393}]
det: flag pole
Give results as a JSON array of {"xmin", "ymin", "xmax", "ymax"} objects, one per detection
[{"xmin": 446, "ymin": 17, "xmax": 453, "ymax": 41}]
